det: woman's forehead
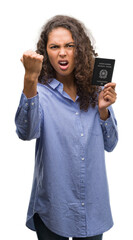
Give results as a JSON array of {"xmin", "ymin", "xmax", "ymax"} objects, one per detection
[{"xmin": 47, "ymin": 27, "xmax": 74, "ymax": 44}]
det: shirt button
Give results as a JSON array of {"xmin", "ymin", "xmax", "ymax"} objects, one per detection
[
  {"xmin": 81, "ymin": 133, "xmax": 84, "ymax": 137},
  {"xmin": 82, "ymin": 203, "xmax": 85, "ymax": 206},
  {"xmin": 25, "ymin": 103, "xmax": 28, "ymax": 106},
  {"xmin": 31, "ymin": 102, "xmax": 34, "ymax": 106},
  {"xmin": 107, "ymin": 135, "xmax": 110, "ymax": 138},
  {"xmin": 24, "ymin": 120, "xmax": 27, "ymax": 123},
  {"xmin": 75, "ymin": 112, "xmax": 79, "ymax": 115},
  {"xmin": 81, "ymin": 158, "xmax": 85, "ymax": 161},
  {"xmin": 105, "ymin": 123, "xmax": 108, "ymax": 126}
]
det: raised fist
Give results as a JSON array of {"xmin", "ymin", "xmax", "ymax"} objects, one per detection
[{"xmin": 21, "ymin": 50, "xmax": 44, "ymax": 76}]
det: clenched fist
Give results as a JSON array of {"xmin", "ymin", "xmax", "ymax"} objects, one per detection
[
  {"xmin": 21, "ymin": 50, "xmax": 44, "ymax": 76},
  {"xmin": 21, "ymin": 50, "xmax": 44, "ymax": 98}
]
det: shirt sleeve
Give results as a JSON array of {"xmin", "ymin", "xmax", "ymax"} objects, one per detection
[
  {"xmin": 99, "ymin": 106, "xmax": 118, "ymax": 152},
  {"xmin": 15, "ymin": 92, "xmax": 41, "ymax": 140}
]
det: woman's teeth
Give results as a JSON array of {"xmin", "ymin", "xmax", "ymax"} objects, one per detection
[{"xmin": 59, "ymin": 61, "xmax": 68, "ymax": 66}]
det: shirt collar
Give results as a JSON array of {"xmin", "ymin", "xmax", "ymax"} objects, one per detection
[
  {"xmin": 48, "ymin": 78, "xmax": 62, "ymax": 89},
  {"xmin": 47, "ymin": 78, "xmax": 79, "ymax": 101}
]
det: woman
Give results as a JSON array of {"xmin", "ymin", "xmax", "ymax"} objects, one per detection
[{"xmin": 15, "ymin": 15, "xmax": 118, "ymax": 240}]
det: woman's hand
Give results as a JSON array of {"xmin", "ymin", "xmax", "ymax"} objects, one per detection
[
  {"xmin": 98, "ymin": 82, "xmax": 117, "ymax": 120},
  {"xmin": 21, "ymin": 50, "xmax": 44, "ymax": 98},
  {"xmin": 21, "ymin": 50, "xmax": 44, "ymax": 76}
]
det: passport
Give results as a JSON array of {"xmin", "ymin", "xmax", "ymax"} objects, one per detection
[{"xmin": 91, "ymin": 57, "xmax": 115, "ymax": 86}]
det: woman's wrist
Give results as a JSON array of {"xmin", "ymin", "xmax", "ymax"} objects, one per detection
[
  {"xmin": 99, "ymin": 108, "xmax": 109, "ymax": 121},
  {"xmin": 23, "ymin": 72, "xmax": 38, "ymax": 98}
]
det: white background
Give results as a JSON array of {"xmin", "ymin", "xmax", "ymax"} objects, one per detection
[{"xmin": 0, "ymin": 0, "xmax": 133, "ymax": 239}]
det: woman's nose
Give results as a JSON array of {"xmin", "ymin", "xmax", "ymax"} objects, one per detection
[{"xmin": 59, "ymin": 48, "xmax": 66, "ymax": 57}]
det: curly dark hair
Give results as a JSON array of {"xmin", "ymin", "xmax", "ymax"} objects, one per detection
[{"xmin": 36, "ymin": 15, "xmax": 100, "ymax": 111}]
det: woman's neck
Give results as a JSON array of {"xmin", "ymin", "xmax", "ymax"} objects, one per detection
[
  {"xmin": 56, "ymin": 73, "xmax": 75, "ymax": 88},
  {"xmin": 56, "ymin": 73, "xmax": 77, "ymax": 102}
]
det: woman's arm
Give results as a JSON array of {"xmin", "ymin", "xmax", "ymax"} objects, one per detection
[
  {"xmin": 15, "ymin": 50, "xmax": 43, "ymax": 140},
  {"xmin": 99, "ymin": 106, "xmax": 118, "ymax": 152},
  {"xmin": 98, "ymin": 83, "xmax": 118, "ymax": 151}
]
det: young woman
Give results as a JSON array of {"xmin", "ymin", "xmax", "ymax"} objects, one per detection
[{"xmin": 15, "ymin": 15, "xmax": 118, "ymax": 240}]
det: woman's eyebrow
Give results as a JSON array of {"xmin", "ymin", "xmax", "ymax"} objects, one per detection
[
  {"xmin": 66, "ymin": 42, "xmax": 75, "ymax": 44},
  {"xmin": 65, "ymin": 42, "xmax": 75, "ymax": 45},
  {"xmin": 49, "ymin": 43, "xmax": 59, "ymax": 46},
  {"xmin": 49, "ymin": 42, "xmax": 75, "ymax": 46}
]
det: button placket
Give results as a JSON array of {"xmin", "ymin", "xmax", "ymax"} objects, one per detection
[
  {"xmin": 80, "ymin": 149, "xmax": 86, "ymax": 233},
  {"xmin": 75, "ymin": 107, "xmax": 86, "ymax": 233}
]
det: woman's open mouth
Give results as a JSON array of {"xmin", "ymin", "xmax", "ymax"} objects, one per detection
[{"xmin": 58, "ymin": 60, "xmax": 69, "ymax": 70}]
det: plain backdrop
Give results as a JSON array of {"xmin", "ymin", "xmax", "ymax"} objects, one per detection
[{"xmin": 0, "ymin": 0, "xmax": 133, "ymax": 239}]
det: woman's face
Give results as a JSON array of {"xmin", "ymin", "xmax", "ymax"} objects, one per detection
[{"xmin": 46, "ymin": 27, "xmax": 75, "ymax": 81}]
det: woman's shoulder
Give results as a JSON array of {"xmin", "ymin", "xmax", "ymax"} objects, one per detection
[
  {"xmin": 37, "ymin": 81, "xmax": 57, "ymax": 106},
  {"xmin": 37, "ymin": 82, "xmax": 51, "ymax": 94}
]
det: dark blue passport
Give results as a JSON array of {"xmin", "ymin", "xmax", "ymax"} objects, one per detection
[{"xmin": 92, "ymin": 57, "xmax": 115, "ymax": 86}]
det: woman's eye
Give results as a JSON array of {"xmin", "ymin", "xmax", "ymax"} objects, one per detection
[
  {"xmin": 67, "ymin": 45, "xmax": 75, "ymax": 48},
  {"xmin": 50, "ymin": 46, "xmax": 58, "ymax": 49},
  {"xmin": 50, "ymin": 45, "xmax": 75, "ymax": 49}
]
